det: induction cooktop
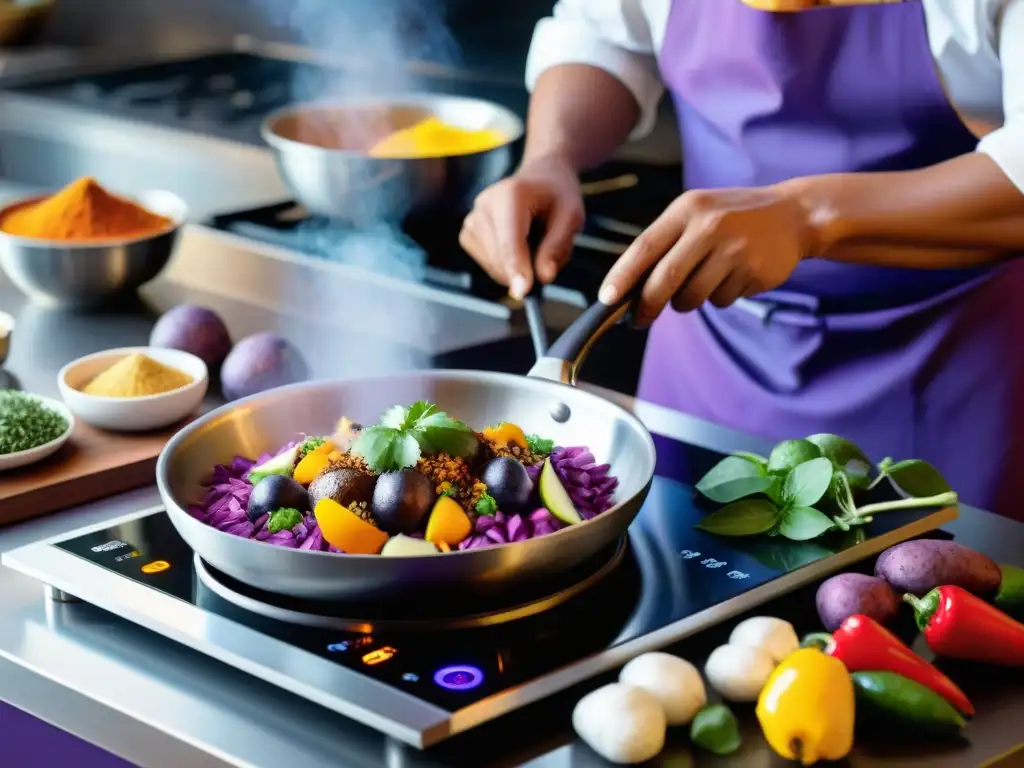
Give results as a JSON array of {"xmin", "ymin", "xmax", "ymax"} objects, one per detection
[{"xmin": 2, "ymin": 433, "xmax": 956, "ymax": 748}]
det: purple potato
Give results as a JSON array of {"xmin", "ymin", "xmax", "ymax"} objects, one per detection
[
  {"xmin": 149, "ymin": 304, "xmax": 232, "ymax": 369},
  {"xmin": 220, "ymin": 332, "xmax": 308, "ymax": 401},
  {"xmin": 874, "ymin": 539, "xmax": 1001, "ymax": 597},
  {"xmin": 816, "ymin": 573, "xmax": 898, "ymax": 631}
]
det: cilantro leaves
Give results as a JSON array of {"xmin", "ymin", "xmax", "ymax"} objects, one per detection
[{"xmin": 354, "ymin": 401, "xmax": 477, "ymax": 473}]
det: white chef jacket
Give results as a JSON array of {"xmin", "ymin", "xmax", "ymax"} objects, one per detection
[{"xmin": 526, "ymin": 0, "xmax": 1024, "ymax": 192}]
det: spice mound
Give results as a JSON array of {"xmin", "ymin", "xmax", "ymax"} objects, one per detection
[
  {"xmin": 0, "ymin": 177, "xmax": 172, "ymax": 242},
  {"xmin": 368, "ymin": 117, "xmax": 507, "ymax": 159},
  {"xmin": 0, "ymin": 389, "xmax": 69, "ymax": 456},
  {"xmin": 82, "ymin": 353, "xmax": 193, "ymax": 398}
]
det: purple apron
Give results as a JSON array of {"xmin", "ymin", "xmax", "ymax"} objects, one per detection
[{"xmin": 639, "ymin": 0, "xmax": 1024, "ymax": 519}]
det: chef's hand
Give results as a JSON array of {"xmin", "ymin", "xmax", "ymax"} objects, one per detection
[
  {"xmin": 459, "ymin": 155, "xmax": 584, "ymax": 299},
  {"xmin": 599, "ymin": 187, "xmax": 815, "ymax": 326}
]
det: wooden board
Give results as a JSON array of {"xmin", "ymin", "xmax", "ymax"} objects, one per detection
[{"xmin": 0, "ymin": 417, "xmax": 192, "ymax": 526}]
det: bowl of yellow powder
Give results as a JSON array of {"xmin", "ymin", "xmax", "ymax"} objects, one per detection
[
  {"xmin": 58, "ymin": 347, "xmax": 208, "ymax": 432},
  {"xmin": 261, "ymin": 94, "xmax": 524, "ymax": 222}
]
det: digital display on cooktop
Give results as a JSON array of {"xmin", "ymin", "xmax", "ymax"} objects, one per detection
[{"xmin": 54, "ymin": 434, "xmax": 939, "ymax": 712}]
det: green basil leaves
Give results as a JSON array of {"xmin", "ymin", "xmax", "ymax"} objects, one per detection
[{"xmin": 694, "ymin": 434, "xmax": 958, "ymax": 543}]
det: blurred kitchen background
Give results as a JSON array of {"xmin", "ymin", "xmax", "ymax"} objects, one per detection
[{"xmin": 0, "ymin": 0, "xmax": 684, "ymax": 397}]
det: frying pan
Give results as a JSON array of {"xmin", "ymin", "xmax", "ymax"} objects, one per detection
[{"xmin": 156, "ymin": 291, "xmax": 656, "ymax": 602}]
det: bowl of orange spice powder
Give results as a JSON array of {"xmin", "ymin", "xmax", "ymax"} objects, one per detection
[{"xmin": 0, "ymin": 177, "xmax": 188, "ymax": 306}]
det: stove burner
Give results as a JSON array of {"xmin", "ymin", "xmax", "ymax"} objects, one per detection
[
  {"xmin": 193, "ymin": 536, "xmax": 627, "ymax": 633},
  {"xmin": 71, "ymin": 55, "xmax": 314, "ymax": 125},
  {"xmin": 433, "ymin": 665, "xmax": 484, "ymax": 691}
]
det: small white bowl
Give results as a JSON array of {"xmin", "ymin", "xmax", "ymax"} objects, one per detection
[
  {"xmin": 0, "ymin": 393, "xmax": 74, "ymax": 471},
  {"xmin": 58, "ymin": 346, "xmax": 208, "ymax": 432}
]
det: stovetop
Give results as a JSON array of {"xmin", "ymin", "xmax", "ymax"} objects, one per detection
[
  {"xmin": 3, "ymin": 432, "xmax": 956, "ymax": 748},
  {"xmin": 11, "ymin": 52, "xmax": 531, "ymax": 147},
  {"xmin": 201, "ymin": 154, "xmax": 682, "ymax": 306}
]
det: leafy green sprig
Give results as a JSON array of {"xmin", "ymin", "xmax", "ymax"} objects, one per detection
[
  {"xmin": 352, "ymin": 401, "xmax": 477, "ymax": 473},
  {"xmin": 526, "ymin": 434, "xmax": 554, "ymax": 456},
  {"xmin": 296, "ymin": 436, "xmax": 327, "ymax": 461},
  {"xmin": 695, "ymin": 434, "xmax": 958, "ymax": 541}
]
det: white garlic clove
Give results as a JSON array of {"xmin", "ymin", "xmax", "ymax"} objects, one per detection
[
  {"xmin": 704, "ymin": 644, "xmax": 776, "ymax": 703},
  {"xmin": 619, "ymin": 652, "xmax": 707, "ymax": 726},
  {"xmin": 728, "ymin": 616, "xmax": 800, "ymax": 664},
  {"xmin": 572, "ymin": 683, "xmax": 667, "ymax": 764}
]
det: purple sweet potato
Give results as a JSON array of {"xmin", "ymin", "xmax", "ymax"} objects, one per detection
[
  {"xmin": 815, "ymin": 573, "xmax": 899, "ymax": 631},
  {"xmin": 874, "ymin": 540, "xmax": 1001, "ymax": 597}
]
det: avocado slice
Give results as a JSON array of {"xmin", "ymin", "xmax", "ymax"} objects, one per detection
[
  {"xmin": 248, "ymin": 445, "xmax": 301, "ymax": 484},
  {"xmin": 380, "ymin": 534, "xmax": 439, "ymax": 557},
  {"xmin": 538, "ymin": 457, "xmax": 583, "ymax": 525}
]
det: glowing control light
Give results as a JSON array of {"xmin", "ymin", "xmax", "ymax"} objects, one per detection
[
  {"xmin": 141, "ymin": 560, "xmax": 170, "ymax": 574},
  {"xmin": 362, "ymin": 646, "xmax": 398, "ymax": 666},
  {"xmin": 433, "ymin": 665, "xmax": 484, "ymax": 691}
]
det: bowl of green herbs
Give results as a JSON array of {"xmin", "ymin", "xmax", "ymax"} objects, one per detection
[{"xmin": 0, "ymin": 389, "xmax": 73, "ymax": 471}]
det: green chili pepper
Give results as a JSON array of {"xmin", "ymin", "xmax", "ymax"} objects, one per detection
[
  {"xmin": 850, "ymin": 672, "xmax": 965, "ymax": 737},
  {"xmin": 994, "ymin": 564, "xmax": 1024, "ymax": 621}
]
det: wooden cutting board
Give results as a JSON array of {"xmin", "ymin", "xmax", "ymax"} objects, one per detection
[{"xmin": 0, "ymin": 417, "xmax": 190, "ymax": 526}]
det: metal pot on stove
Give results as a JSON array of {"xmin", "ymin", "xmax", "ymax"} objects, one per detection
[{"xmin": 260, "ymin": 94, "xmax": 524, "ymax": 223}]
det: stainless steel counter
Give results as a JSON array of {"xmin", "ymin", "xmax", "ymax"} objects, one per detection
[{"xmin": 2, "ymin": 262, "xmax": 1024, "ymax": 767}]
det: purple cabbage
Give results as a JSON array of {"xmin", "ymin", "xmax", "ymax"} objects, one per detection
[
  {"xmin": 190, "ymin": 440, "xmax": 619, "ymax": 553},
  {"xmin": 458, "ymin": 508, "xmax": 564, "ymax": 550},
  {"xmin": 526, "ymin": 446, "xmax": 619, "ymax": 520},
  {"xmin": 188, "ymin": 440, "xmax": 333, "ymax": 551}
]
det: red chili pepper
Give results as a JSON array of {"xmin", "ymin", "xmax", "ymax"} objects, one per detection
[
  {"xmin": 803, "ymin": 614, "xmax": 973, "ymax": 716},
  {"xmin": 904, "ymin": 586, "xmax": 1024, "ymax": 667}
]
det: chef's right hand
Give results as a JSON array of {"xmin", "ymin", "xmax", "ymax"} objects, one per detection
[{"xmin": 459, "ymin": 155, "xmax": 584, "ymax": 299}]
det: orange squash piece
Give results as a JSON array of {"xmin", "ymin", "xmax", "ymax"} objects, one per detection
[
  {"xmin": 314, "ymin": 498, "xmax": 389, "ymax": 554},
  {"xmin": 482, "ymin": 422, "xmax": 528, "ymax": 450},
  {"xmin": 293, "ymin": 450, "xmax": 331, "ymax": 486},
  {"xmin": 313, "ymin": 440, "xmax": 336, "ymax": 455},
  {"xmin": 424, "ymin": 495, "xmax": 472, "ymax": 547}
]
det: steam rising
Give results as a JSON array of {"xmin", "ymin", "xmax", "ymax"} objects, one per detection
[
  {"xmin": 242, "ymin": 0, "xmax": 469, "ymax": 360},
  {"xmin": 254, "ymin": 0, "xmax": 461, "ymax": 102}
]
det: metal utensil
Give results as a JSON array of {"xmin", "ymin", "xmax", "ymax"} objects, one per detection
[
  {"xmin": 261, "ymin": 95, "xmax": 524, "ymax": 222},
  {"xmin": 522, "ymin": 282, "xmax": 549, "ymax": 360},
  {"xmin": 0, "ymin": 190, "xmax": 188, "ymax": 307},
  {"xmin": 580, "ymin": 174, "xmax": 640, "ymax": 197},
  {"xmin": 157, "ymin": 284, "xmax": 654, "ymax": 602},
  {"xmin": 592, "ymin": 215, "xmax": 644, "ymax": 239}
]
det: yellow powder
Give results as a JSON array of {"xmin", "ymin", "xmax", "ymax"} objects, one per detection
[
  {"xmin": 82, "ymin": 353, "xmax": 193, "ymax": 398},
  {"xmin": 368, "ymin": 116, "xmax": 506, "ymax": 159}
]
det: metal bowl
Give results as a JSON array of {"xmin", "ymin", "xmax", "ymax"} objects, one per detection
[
  {"xmin": 0, "ymin": 190, "xmax": 188, "ymax": 307},
  {"xmin": 261, "ymin": 95, "xmax": 524, "ymax": 222}
]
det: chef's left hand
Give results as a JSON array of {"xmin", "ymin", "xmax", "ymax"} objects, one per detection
[{"xmin": 598, "ymin": 186, "xmax": 816, "ymax": 326}]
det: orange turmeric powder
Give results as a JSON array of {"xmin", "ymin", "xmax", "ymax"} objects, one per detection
[{"xmin": 0, "ymin": 177, "xmax": 172, "ymax": 242}]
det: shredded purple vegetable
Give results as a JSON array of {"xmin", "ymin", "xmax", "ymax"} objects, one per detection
[
  {"xmin": 189, "ymin": 440, "xmax": 618, "ymax": 553},
  {"xmin": 457, "ymin": 508, "xmax": 563, "ymax": 550}
]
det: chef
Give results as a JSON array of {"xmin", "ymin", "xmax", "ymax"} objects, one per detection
[{"xmin": 459, "ymin": 0, "xmax": 1024, "ymax": 518}]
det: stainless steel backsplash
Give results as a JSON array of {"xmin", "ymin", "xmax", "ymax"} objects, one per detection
[{"xmin": 43, "ymin": 0, "xmax": 549, "ymax": 69}]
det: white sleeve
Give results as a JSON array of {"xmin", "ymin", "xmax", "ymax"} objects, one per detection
[
  {"xmin": 976, "ymin": 0, "xmax": 1024, "ymax": 193},
  {"xmin": 524, "ymin": 0, "xmax": 665, "ymax": 139}
]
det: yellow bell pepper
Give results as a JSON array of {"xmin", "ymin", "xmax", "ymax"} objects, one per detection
[{"xmin": 755, "ymin": 647, "xmax": 854, "ymax": 765}]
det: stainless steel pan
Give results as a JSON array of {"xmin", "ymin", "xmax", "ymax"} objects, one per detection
[{"xmin": 156, "ymin": 292, "xmax": 656, "ymax": 601}]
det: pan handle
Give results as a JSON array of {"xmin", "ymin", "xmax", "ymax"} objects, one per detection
[{"xmin": 527, "ymin": 269, "xmax": 649, "ymax": 386}]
